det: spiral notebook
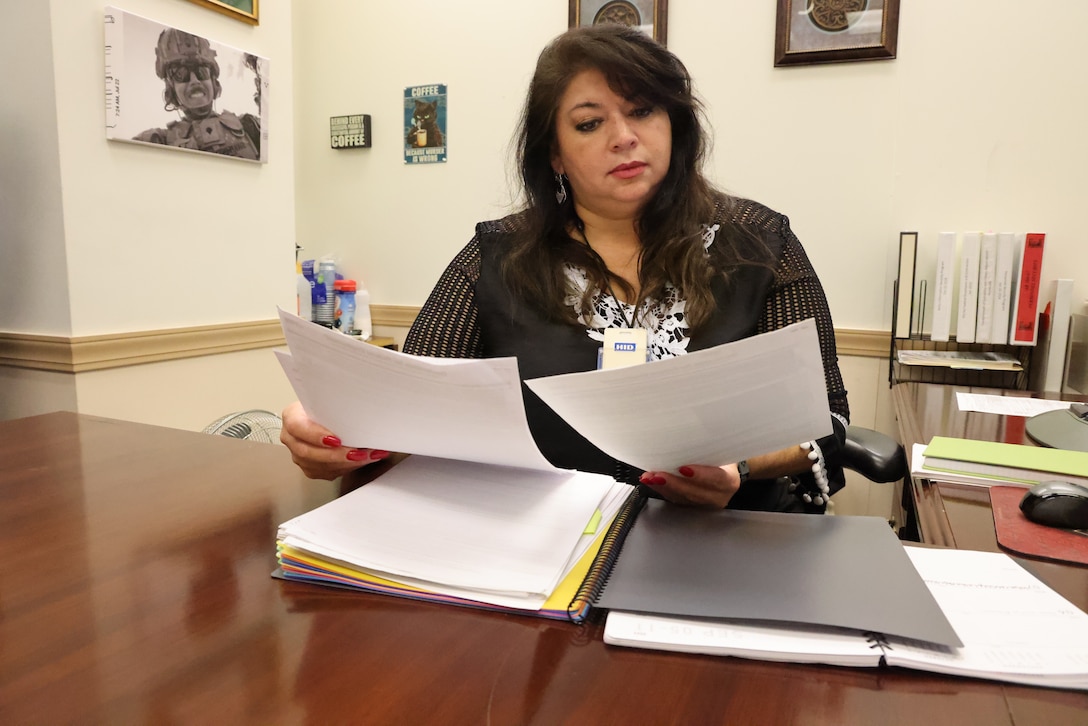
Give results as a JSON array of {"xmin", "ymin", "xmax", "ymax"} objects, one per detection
[
  {"xmin": 604, "ymin": 547, "xmax": 1088, "ymax": 691},
  {"xmin": 590, "ymin": 499, "xmax": 961, "ymax": 647}
]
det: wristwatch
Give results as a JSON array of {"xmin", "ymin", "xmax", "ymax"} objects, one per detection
[{"xmin": 736, "ymin": 459, "xmax": 750, "ymax": 483}]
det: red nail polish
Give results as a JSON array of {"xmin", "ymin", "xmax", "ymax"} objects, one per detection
[
  {"xmin": 322, "ymin": 435, "xmax": 342, "ymax": 447},
  {"xmin": 370, "ymin": 450, "xmax": 391, "ymax": 461},
  {"xmin": 641, "ymin": 475, "xmax": 666, "ymax": 486},
  {"xmin": 679, "ymin": 466, "xmax": 694, "ymax": 477},
  {"xmin": 346, "ymin": 449, "xmax": 368, "ymax": 461}
]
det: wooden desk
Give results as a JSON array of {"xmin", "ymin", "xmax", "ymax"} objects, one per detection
[
  {"xmin": 3, "ymin": 411, "xmax": 1087, "ymax": 724},
  {"xmin": 892, "ymin": 381, "xmax": 1088, "ymax": 617}
]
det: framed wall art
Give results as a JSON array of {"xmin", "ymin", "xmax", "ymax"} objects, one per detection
[
  {"xmin": 186, "ymin": 0, "xmax": 259, "ymax": 26},
  {"xmin": 404, "ymin": 84, "xmax": 448, "ymax": 165},
  {"xmin": 774, "ymin": 0, "xmax": 899, "ymax": 67},
  {"xmin": 104, "ymin": 7, "xmax": 269, "ymax": 163},
  {"xmin": 569, "ymin": 0, "xmax": 668, "ymax": 46}
]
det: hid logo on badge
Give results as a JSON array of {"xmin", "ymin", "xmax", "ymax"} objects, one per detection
[{"xmin": 600, "ymin": 328, "xmax": 649, "ymax": 370}]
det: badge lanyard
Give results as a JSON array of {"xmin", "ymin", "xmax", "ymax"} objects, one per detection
[{"xmin": 579, "ymin": 225, "xmax": 652, "ymax": 370}]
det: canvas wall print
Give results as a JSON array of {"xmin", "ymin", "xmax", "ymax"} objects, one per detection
[{"xmin": 105, "ymin": 7, "xmax": 269, "ymax": 163}]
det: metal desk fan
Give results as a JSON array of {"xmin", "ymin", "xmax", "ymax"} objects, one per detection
[{"xmin": 202, "ymin": 410, "xmax": 283, "ymax": 443}]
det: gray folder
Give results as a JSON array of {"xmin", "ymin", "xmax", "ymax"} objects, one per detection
[{"xmin": 596, "ymin": 501, "xmax": 962, "ymax": 648}]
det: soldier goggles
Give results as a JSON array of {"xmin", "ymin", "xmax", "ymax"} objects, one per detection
[{"xmin": 167, "ymin": 64, "xmax": 213, "ymax": 83}]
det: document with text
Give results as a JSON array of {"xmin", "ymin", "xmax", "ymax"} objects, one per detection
[{"xmin": 277, "ymin": 309, "xmax": 831, "ymax": 474}]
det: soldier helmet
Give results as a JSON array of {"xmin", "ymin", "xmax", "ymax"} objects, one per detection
[{"xmin": 154, "ymin": 29, "xmax": 219, "ymax": 80}]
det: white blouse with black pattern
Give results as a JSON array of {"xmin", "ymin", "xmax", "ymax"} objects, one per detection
[{"xmin": 563, "ymin": 223, "xmax": 721, "ymax": 360}]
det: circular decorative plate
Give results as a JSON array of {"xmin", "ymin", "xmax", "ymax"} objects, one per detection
[
  {"xmin": 809, "ymin": 0, "xmax": 868, "ymax": 33},
  {"xmin": 594, "ymin": 1, "xmax": 642, "ymax": 28}
]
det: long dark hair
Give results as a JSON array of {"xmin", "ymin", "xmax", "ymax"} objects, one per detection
[{"xmin": 504, "ymin": 23, "xmax": 749, "ymax": 330}]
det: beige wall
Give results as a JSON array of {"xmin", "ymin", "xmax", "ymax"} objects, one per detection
[
  {"xmin": 4, "ymin": 1, "xmax": 1087, "ymax": 516},
  {"xmin": 294, "ymin": 1, "xmax": 1088, "ymax": 328},
  {"xmin": 0, "ymin": 0, "xmax": 297, "ymax": 427},
  {"xmin": 2, "ymin": 1, "xmax": 70, "ymax": 335}
]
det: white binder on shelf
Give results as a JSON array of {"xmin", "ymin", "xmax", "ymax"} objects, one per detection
[
  {"xmin": 957, "ymin": 234, "xmax": 983, "ymax": 346},
  {"xmin": 955, "ymin": 232, "xmax": 981, "ymax": 344},
  {"xmin": 1042, "ymin": 278, "xmax": 1074, "ymax": 392},
  {"xmin": 931, "ymin": 232, "xmax": 956, "ymax": 342},
  {"xmin": 975, "ymin": 232, "xmax": 998, "ymax": 343},
  {"xmin": 991, "ymin": 232, "xmax": 1019, "ymax": 345}
]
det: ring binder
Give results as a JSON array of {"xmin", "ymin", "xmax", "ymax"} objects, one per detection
[
  {"xmin": 568, "ymin": 490, "xmax": 646, "ymax": 622},
  {"xmin": 603, "ymin": 548, "xmax": 1088, "ymax": 691},
  {"xmin": 863, "ymin": 632, "xmax": 892, "ymax": 666}
]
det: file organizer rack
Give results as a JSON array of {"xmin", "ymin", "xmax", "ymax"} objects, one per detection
[
  {"xmin": 889, "ymin": 336, "xmax": 1031, "ymax": 390},
  {"xmin": 889, "ymin": 276, "xmax": 1032, "ymax": 389}
]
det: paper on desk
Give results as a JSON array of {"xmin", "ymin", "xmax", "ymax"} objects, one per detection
[
  {"xmin": 277, "ymin": 308, "xmax": 556, "ymax": 471},
  {"xmin": 956, "ymin": 392, "xmax": 1072, "ymax": 418},
  {"xmin": 889, "ymin": 547, "xmax": 1088, "ymax": 689},
  {"xmin": 277, "ymin": 455, "xmax": 628, "ymax": 602},
  {"xmin": 526, "ymin": 319, "xmax": 832, "ymax": 472}
]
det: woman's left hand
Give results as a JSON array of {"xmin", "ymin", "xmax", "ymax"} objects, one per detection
[{"xmin": 639, "ymin": 464, "xmax": 742, "ymax": 509}]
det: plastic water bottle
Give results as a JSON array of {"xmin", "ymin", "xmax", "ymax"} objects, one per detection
[
  {"xmin": 296, "ymin": 261, "xmax": 312, "ymax": 321},
  {"xmin": 313, "ymin": 259, "xmax": 337, "ymax": 326},
  {"xmin": 301, "ymin": 260, "xmax": 317, "ymax": 322},
  {"xmin": 335, "ymin": 279, "xmax": 357, "ymax": 334}
]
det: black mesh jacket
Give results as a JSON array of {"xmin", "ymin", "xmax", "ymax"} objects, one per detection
[{"xmin": 404, "ymin": 196, "xmax": 850, "ymax": 507}]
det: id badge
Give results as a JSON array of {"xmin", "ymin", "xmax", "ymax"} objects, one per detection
[{"xmin": 599, "ymin": 327, "xmax": 649, "ymax": 370}]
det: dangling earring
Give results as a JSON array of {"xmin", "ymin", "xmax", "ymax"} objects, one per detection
[{"xmin": 554, "ymin": 173, "xmax": 568, "ymax": 205}]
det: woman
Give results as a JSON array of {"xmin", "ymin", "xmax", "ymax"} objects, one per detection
[{"xmin": 282, "ymin": 24, "xmax": 849, "ymax": 512}]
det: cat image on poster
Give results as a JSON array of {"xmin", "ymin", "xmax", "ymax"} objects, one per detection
[{"xmin": 406, "ymin": 100, "xmax": 443, "ymax": 148}]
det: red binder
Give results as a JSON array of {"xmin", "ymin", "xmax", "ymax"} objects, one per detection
[{"xmin": 1010, "ymin": 233, "xmax": 1046, "ymax": 345}]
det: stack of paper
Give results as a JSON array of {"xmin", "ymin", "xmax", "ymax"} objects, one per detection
[
  {"xmin": 277, "ymin": 455, "xmax": 631, "ymax": 616},
  {"xmin": 916, "ymin": 436, "xmax": 1088, "ymax": 488},
  {"xmin": 895, "ymin": 350, "xmax": 1022, "ymax": 371}
]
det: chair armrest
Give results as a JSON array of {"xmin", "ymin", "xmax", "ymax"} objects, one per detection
[{"xmin": 842, "ymin": 425, "xmax": 907, "ymax": 484}]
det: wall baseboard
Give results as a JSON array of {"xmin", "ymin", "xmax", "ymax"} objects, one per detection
[{"xmin": 0, "ymin": 307, "xmax": 891, "ymax": 373}]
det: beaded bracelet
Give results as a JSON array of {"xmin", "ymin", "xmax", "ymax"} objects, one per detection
[{"xmin": 787, "ymin": 440, "xmax": 830, "ymax": 506}]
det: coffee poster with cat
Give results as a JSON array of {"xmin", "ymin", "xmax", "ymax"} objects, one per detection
[{"xmin": 404, "ymin": 84, "xmax": 447, "ymax": 164}]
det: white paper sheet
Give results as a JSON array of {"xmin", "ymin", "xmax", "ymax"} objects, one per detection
[
  {"xmin": 277, "ymin": 308, "xmax": 557, "ymax": 470},
  {"xmin": 526, "ymin": 319, "xmax": 832, "ymax": 472},
  {"xmin": 956, "ymin": 392, "xmax": 1072, "ymax": 417},
  {"xmin": 888, "ymin": 548, "xmax": 1088, "ymax": 688},
  {"xmin": 278, "ymin": 310, "xmax": 830, "ymax": 475}
]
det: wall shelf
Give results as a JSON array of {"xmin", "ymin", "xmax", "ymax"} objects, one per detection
[{"xmin": 889, "ymin": 336, "xmax": 1031, "ymax": 389}]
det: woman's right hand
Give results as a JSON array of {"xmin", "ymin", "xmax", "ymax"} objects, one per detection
[{"xmin": 280, "ymin": 400, "xmax": 390, "ymax": 480}]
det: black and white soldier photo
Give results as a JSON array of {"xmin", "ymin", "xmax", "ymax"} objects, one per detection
[{"xmin": 105, "ymin": 7, "xmax": 269, "ymax": 163}]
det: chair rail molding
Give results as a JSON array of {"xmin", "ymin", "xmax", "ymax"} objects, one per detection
[{"xmin": 0, "ymin": 308, "xmax": 890, "ymax": 372}]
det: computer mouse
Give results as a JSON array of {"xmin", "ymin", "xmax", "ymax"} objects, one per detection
[{"xmin": 1019, "ymin": 480, "xmax": 1088, "ymax": 530}]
